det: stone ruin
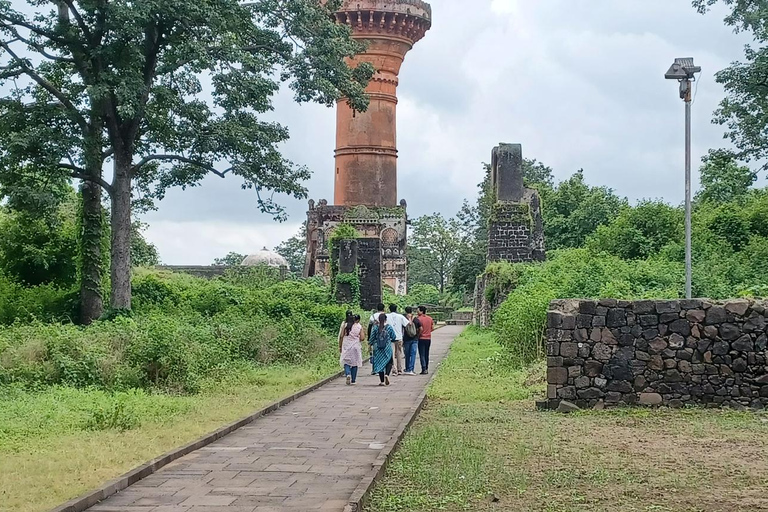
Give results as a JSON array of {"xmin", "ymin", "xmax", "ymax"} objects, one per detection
[
  {"xmin": 543, "ymin": 298, "xmax": 768, "ymax": 411},
  {"xmin": 474, "ymin": 143, "xmax": 545, "ymax": 326},
  {"xmin": 301, "ymin": 1, "xmax": 432, "ymax": 308}
]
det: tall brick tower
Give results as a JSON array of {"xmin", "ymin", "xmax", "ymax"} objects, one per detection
[
  {"xmin": 304, "ymin": 0, "xmax": 431, "ymax": 305},
  {"xmin": 333, "ymin": 0, "xmax": 432, "ymax": 207}
]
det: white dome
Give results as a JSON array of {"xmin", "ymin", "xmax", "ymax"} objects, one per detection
[{"xmin": 240, "ymin": 247, "xmax": 289, "ymax": 268}]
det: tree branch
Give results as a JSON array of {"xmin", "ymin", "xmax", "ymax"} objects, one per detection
[
  {"xmin": 132, "ymin": 154, "xmax": 234, "ymax": 177},
  {"xmin": 0, "ymin": 40, "xmax": 87, "ymax": 130},
  {"xmin": 0, "ymin": 15, "xmax": 72, "ymax": 46},
  {"xmin": 60, "ymin": 163, "xmax": 113, "ymax": 192},
  {"xmin": 1, "ymin": 27, "xmax": 76, "ymax": 63},
  {"xmin": 125, "ymin": 24, "xmax": 163, "ymax": 142},
  {"xmin": 61, "ymin": 0, "xmax": 94, "ymax": 43}
]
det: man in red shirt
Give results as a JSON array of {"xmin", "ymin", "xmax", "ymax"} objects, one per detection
[{"xmin": 416, "ymin": 305, "xmax": 434, "ymax": 375}]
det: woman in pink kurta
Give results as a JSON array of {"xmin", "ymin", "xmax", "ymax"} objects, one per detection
[{"xmin": 339, "ymin": 312, "xmax": 365, "ymax": 385}]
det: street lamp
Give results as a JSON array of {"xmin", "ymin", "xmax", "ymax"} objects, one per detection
[{"xmin": 665, "ymin": 58, "xmax": 701, "ymax": 300}]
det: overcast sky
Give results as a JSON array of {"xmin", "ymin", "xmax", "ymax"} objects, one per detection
[{"xmin": 141, "ymin": 0, "xmax": 750, "ymax": 264}]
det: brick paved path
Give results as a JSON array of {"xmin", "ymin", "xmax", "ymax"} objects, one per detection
[{"xmin": 86, "ymin": 325, "xmax": 463, "ymax": 512}]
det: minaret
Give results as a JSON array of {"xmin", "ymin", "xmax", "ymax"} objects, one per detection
[{"xmin": 333, "ymin": 0, "xmax": 432, "ymax": 207}]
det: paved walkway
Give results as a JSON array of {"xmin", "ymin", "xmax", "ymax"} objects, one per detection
[{"xmin": 87, "ymin": 325, "xmax": 463, "ymax": 512}]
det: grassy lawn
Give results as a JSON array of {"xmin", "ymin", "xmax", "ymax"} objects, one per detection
[
  {"xmin": 367, "ymin": 328, "xmax": 768, "ymax": 512},
  {"xmin": 0, "ymin": 358, "xmax": 338, "ymax": 512}
]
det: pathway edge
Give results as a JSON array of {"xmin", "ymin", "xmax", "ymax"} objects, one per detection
[
  {"xmin": 344, "ymin": 325, "xmax": 457, "ymax": 512},
  {"xmin": 49, "ymin": 368, "xmax": 345, "ymax": 512}
]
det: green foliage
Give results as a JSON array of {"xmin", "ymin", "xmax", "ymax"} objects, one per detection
[
  {"xmin": 492, "ymin": 249, "xmax": 683, "ymax": 365},
  {"xmin": 334, "ymin": 271, "xmax": 361, "ymax": 305},
  {"xmin": 693, "ymin": 1, "xmax": 768, "ymax": 177},
  {"xmin": 482, "ymin": 261, "xmax": 522, "ymax": 304},
  {"xmin": 328, "ymin": 223, "xmax": 360, "ymax": 247},
  {"xmin": 131, "ymin": 222, "xmax": 160, "ymax": 267},
  {"xmin": 586, "ymin": 201, "xmax": 684, "ymax": 259},
  {"xmin": 275, "ymin": 225, "xmax": 307, "ymax": 273},
  {"xmin": 0, "ymin": 204, "xmax": 78, "ymax": 287},
  {"xmin": 697, "ymin": 149, "xmax": 758, "ymax": 203},
  {"xmin": 0, "ymin": 271, "xmax": 343, "ymax": 393},
  {"xmin": 0, "ymin": 0, "xmax": 375, "ymax": 313},
  {"xmin": 0, "ymin": 275, "xmax": 79, "ymax": 325},
  {"xmin": 538, "ymin": 170, "xmax": 627, "ymax": 250},
  {"xmin": 84, "ymin": 398, "xmax": 141, "ymax": 432},
  {"xmin": 409, "ymin": 213, "xmax": 463, "ymax": 292}
]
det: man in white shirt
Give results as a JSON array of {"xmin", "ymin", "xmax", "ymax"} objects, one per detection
[{"xmin": 387, "ymin": 304, "xmax": 409, "ymax": 376}]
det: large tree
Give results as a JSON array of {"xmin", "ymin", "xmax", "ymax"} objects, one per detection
[
  {"xmin": 0, "ymin": 0, "xmax": 372, "ymax": 317},
  {"xmin": 694, "ymin": 0, "xmax": 768, "ymax": 176},
  {"xmin": 696, "ymin": 149, "xmax": 757, "ymax": 203},
  {"xmin": 409, "ymin": 213, "xmax": 463, "ymax": 293},
  {"xmin": 275, "ymin": 225, "xmax": 306, "ymax": 273}
]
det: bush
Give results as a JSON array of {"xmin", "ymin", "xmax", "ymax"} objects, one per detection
[
  {"xmin": 492, "ymin": 249, "xmax": 683, "ymax": 365},
  {"xmin": 0, "ymin": 271, "xmax": 342, "ymax": 393},
  {"xmin": 0, "ymin": 275, "xmax": 79, "ymax": 325}
]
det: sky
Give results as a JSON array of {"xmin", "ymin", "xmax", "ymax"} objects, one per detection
[{"xmin": 140, "ymin": 0, "xmax": 750, "ymax": 264}]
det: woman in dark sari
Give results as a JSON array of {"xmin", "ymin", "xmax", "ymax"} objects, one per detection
[{"xmin": 369, "ymin": 312, "xmax": 396, "ymax": 386}]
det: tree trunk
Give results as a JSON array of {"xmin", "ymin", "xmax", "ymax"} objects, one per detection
[
  {"xmin": 79, "ymin": 125, "xmax": 105, "ymax": 324},
  {"xmin": 79, "ymin": 179, "xmax": 103, "ymax": 323},
  {"xmin": 110, "ymin": 150, "xmax": 133, "ymax": 312}
]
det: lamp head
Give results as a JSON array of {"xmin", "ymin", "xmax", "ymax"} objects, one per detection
[{"xmin": 665, "ymin": 58, "xmax": 701, "ymax": 80}]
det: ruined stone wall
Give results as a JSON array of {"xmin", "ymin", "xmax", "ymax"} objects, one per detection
[{"xmin": 544, "ymin": 299, "xmax": 768, "ymax": 410}]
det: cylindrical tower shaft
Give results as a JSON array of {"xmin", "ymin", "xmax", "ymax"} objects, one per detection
[{"xmin": 333, "ymin": 1, "xmax": 431, "ymax": 207}]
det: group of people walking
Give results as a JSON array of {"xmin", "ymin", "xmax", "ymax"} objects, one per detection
[{"xmin": 338, "ymin": 303, "xmax": 434, "ymax": 386}]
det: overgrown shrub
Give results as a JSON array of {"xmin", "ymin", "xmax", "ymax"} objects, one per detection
[
  {"xmin": 0, "ymin": 271, "xmax": 341, "ymax": 393},
  {"xmin": 492, "ymin": 249, "xmax": 683, "ymax": 365},
  {"xmin": 0, "ymin": 275, "xmax": 78, "ymax": 325}
]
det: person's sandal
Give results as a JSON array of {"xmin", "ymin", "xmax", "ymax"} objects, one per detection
[
  {"xmin": 384, "ymin": 375, "xmax": 390, "ymax": 386},
  {"xmin": 346, "ymin": 375, "xmax": 351, "ymax": 385}
]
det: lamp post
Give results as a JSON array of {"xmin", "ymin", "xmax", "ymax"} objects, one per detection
[{"xmin": 665, "ymin": 58, "xmax": 701, "ymax": 300}]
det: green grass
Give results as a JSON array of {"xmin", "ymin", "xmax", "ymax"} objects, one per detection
[
  {"xmin": 0, "ymin": 356, "xmax": 338, "ymax": 512},
  {"xmin": 367, "ymin": 327, "xmax": 768, "ymax": 512}
]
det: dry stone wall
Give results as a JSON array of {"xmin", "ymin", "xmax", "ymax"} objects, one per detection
[{"xmin": 544, "ymin": 299, "xmax": 768, "ymax": 410}]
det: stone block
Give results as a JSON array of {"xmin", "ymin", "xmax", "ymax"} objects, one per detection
[
  {"xmin": 577, "ymin": 387, "xmax": 604, "ymax": 399},
  {"xmin": 724, "ymin": 299, "xmax": 750, "ymax": 317},
  {"xmin": 648, "ymin": 338, "xmax": 668, "ymax": 354},
  {"xmin": 669, "ymin": 320, "xmax": 692, "ymax": 336},
  {"xmin": 556, "ymin": 400, "xmax": 580, "ymax": 413},
  {"xmin": 584, "ymin": 361, "xmax": 603, "ymax": 377},
  {"xmin": 547, "ymin": 367, "xmax": 568, "ymax": 385},
  {"xmin": 732, "ymin": 335, "xmax": 754, "ymax": 352},
  {"xmin": 574, "ymin": 376, "xmax": 590, "ymax": 389},
  {"xmin": 719, "ymin": 323, "xmax": 740, "ymax": 341},
  {"xmin": 568, "ymin": 366, "xmax": 582, "ymax": 378},
  {"xmin": 705, "ymin": 306, "xmax": 728, "ymax": 325},
  {"xmin": 633, "ymin": 300, "xmax": 655, "ymax": 314},
  {"xmin": 712, "ymin": 341, "xmax": 730, "ymax": 356},
  {"xmin": 559, "ymin": 342, "xmax": 578, "ymax": 359},
  {"xmin": 579, "ymin": 301, "xmax": 598, "ymax": 315},
  {"xmin": 655, "ymin": 301, "xmax": 680, "ymax": 314},
  {"xmin": 638, "ymin": 393, "xmax": 663, "ymax": 406},
  {"xmin": 592, "ymin": 343, "xmax": 612, "ymax": 362},
  {"xmin": 547, "ymin": 384, "xmax": 558, "ymax": 399},
  {"xmin": 606, "ymin": 309, "xmax": 627, "ymax": 327},
  {"xmin": 686, "ymin": 309, "xmax": 706, "ymax": 323}
]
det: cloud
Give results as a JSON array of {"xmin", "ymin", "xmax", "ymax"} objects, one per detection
[
  {"xmin": 143, "ymin": 220, "xmax": 303, "ymax": 265},
  {"xmin": 142, "ymin": 0, "xmax": 750, "ymax": 263}
]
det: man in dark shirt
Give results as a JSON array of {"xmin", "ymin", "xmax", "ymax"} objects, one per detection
[{"xmin": 402, "ymin": 306, "xmax": 421, "ymax": 376}]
